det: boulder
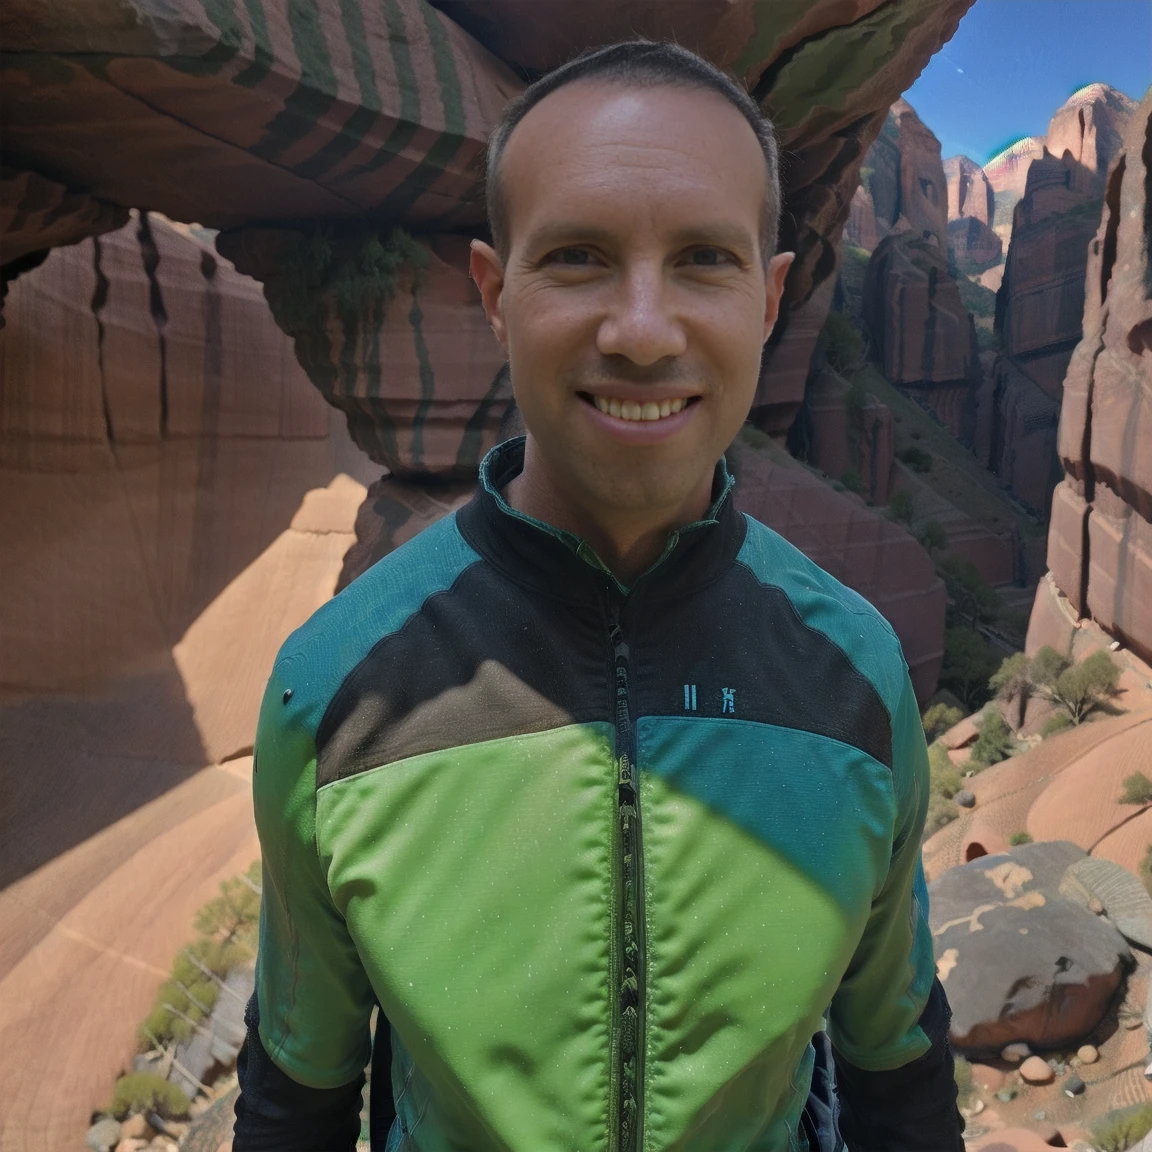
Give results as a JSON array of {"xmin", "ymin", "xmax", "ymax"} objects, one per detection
[
  {"xmin": 929, "ymin": 842, "xmax": 1130, "ymax": 1055},
  {"xmin": 1060, "ymin": 857, "xmax": 1152, "ymax": 950},
  {"xmin": 86, "ymin": 1118, "xmax": 122, "ymax": 1152},
  {"xmin": 973, "ymin": 1128, "xmax": 1061, "ymax": 1152},
  {"xmin": 1019, "ymin": 1055, "xmax": 1055, "ymax": 1084},
  {"xmin": 1077, "ymin": 1043, "xmax": 1099, "ymax": 1064}
]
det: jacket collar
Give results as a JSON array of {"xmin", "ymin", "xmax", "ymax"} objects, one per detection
[{"xmin": 455, "ymin": 436, "xmax": 745, "ymax": 603}]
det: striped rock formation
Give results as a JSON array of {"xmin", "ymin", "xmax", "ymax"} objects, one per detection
[
  {"xmin": 218, "ymin": 226, "xmax": 511, "ymax": 477},
  {"xmin": 1033, "ymin": 87, "xmax": 1152, "ymax": 667},
  {"xmin": 1, "ymin": 0, "xmax": 976, "ymax": 452}
]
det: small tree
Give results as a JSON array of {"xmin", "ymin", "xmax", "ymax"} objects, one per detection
[
  {"xmin": 1009, "ymin": 832, "xmax": 1033, "ymax": 846},
  {"xmin": 940, "ymin": 628, "xmax": 1000, "ymax": 712},
  {"xmin": 939, "ymin": 556, "xmax": 1000, "ymax": 630},
  {"xmin": 1030, "ymin": 646, "xmax": 1121, "ymax": 725},
  {"xmin": 969, "ymin": 707, "xmax": 1017, "ymax": 767},
  {"xmin": 989, "ymin": 652, "xmax": 1032, "ymax": 730},
  {"xmin": 923, "ymin": 702, "xmax": 964, "ymax": 742}
]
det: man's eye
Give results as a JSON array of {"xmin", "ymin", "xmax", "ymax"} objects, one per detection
[
  {"xmin": 549, "ymin": 248, "xmax": 593, "ymax": 266},
  {"xmin": 686, "ymin": 248, "xmax": 733, "ymax": 267}
]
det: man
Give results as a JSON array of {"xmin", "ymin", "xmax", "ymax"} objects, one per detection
[{"xmin": 235, "ymin": 41, "xmax": 965, "ymax": 1152}]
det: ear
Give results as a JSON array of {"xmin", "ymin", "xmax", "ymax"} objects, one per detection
[
  {"xmin": 470, "ymin": 240, "xmax": 508, "ymax": 350},
  {"xmin": 762, "ymin": 251, "xmax": 796, "ymax": 342}
]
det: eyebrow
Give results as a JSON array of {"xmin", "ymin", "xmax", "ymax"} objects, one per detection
[{"xmin": 522, "ymin": 220, "xmax": 758, "ymax": 258}]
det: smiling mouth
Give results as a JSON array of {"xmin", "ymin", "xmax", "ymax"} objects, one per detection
[{"xmin": 580, "ymin": 393, "xmax": 700, "ymax": 422}]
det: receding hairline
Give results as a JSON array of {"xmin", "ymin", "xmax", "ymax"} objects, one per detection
[{"xmin": 487, "ymin": 70, "xmax": 781, "ymax": 267}]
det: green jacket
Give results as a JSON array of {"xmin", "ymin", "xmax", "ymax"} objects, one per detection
[{"xmin": 250, "ymin": 437, "xmax": 947, "ymax": 1151}]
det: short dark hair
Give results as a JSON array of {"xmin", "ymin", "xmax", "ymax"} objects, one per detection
[{"xmin": 485, "ymin": 40, "xmax": 782, "ymax": 267}]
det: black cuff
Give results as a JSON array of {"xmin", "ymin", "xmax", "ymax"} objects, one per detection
[
  {"xmin": 232, "ymin": 993, "xmax": 365, "ymax": 1152},
  {"xmin": 831, "ymin": 978, "xmax": 966, "ymax": 1152}
]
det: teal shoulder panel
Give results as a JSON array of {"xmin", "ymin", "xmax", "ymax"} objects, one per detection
[
  {"xmin": 271, "ymin": 511, "xmax": 482, "ymax": 740},
  {"xmin": 735, "ymin": 514, "xmax": 906, "ymax": 720}
]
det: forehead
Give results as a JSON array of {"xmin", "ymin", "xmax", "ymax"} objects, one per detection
[{"xmin": 499, "ymin": 80, "xmax": 767, "ymax": 245}]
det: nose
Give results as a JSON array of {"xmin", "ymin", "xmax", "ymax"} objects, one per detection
[{"xmin": 596, "ymin": 260, "xmax": 687, "ymax": 366}]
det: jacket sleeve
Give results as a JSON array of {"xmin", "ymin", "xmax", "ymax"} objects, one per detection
[
  {"xmin": 827, "ymin": 669, "xmax": 965, "ymax": 1152},
  {"xmin": 234, "ymin": 657, "xmax": 377, "ymax": 1144}
]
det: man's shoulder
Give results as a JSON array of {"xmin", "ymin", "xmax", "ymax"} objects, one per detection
[
  {"xmin": 268, "ymin": 511, "xmax": 482, "ymax": 733},
  {"xmin": 734, "ymin": 513, "xmax": 906, "ymax": 715}
]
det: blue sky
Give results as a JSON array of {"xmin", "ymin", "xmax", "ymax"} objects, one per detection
[{"xmin": 903, "ymin": 0, "xmax": 1152, "ymax": 164}]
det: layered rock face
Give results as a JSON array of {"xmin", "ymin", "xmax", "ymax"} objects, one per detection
[
  {"xmin": 863, "ymin": 223, "xmax": 982, "ymax": 442},
  {"xmin": 1033, "ymin": 88, "xmax": 1152, "ymax": 666},
  {"xmin": 854, "ymin": 102, "xmax": 983, "ymax": 443}
]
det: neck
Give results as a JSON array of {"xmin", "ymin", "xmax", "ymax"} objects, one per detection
[{"xmin": 503, "ymin": 436, "xmax": 716, "ymax": 586}]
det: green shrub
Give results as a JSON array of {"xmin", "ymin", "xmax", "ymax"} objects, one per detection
[
  {"xmin": 976, "ymin": 324, "xmax": 1002, "ymax": 354},
  {"xmin": 1091, "ymin": 1102, "xmax": 1152, "ymax": 1152},
  {"xmin": 1008, "ymin": 832, "xmax": 1033, "ymax": 846},
  {"xmin": 1040, "ymin": 712, "xmax": 1074, "ymax": 737},
  {"xmin": 923, "ymin": 703, "xmax": 964, "ymax": 742},
  {"xmin": 823, "ymin": 311, "xmax": 865, "ymax": 375},
  {"xmin": 924, "ymin": 741, "xmax": 963, "ymax": 837},
  {"xmin": 888, "ymin": 490, "xmax": 915, "ymax": 525},
  {"xmin": 969, "ymin": 708, "xmax": 1017, "ymax": 767},
  {"xmin": 110, "ymin": 1072, "xmax": 191, "ymax": 1119},
  {"xmin": 899, "ymin": 445, "xmax": 933, "ymax": 473},
  {"xmin": 1120, "ymin": 772, "xmax": 1152, "ymax": 806},
  {"xmin": 916, "ymin": 520, "xmax": 948, "ymax": 556},
  {"xmin": 840, "ymin": 470, "xmax": 865, "ymax": 495}
]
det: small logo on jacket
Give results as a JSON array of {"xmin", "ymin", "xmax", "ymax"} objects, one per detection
[{"xmin": 722, "ymin": 688, "xmax": 736, "ymax": 714}]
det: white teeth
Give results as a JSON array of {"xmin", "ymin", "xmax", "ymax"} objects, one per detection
[{"xmin": 589, "ymin": 395, "xmax": 693, "ymax": 421}]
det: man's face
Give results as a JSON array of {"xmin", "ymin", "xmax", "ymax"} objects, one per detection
[{"xmin": 471, "ymin": 81, "xmax": 794, "ymax": 519}]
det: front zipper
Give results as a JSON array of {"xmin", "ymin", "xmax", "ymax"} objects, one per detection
[{"xmin": 609, "ymin": 612, "xmax": 645, "ymax": 1152}]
